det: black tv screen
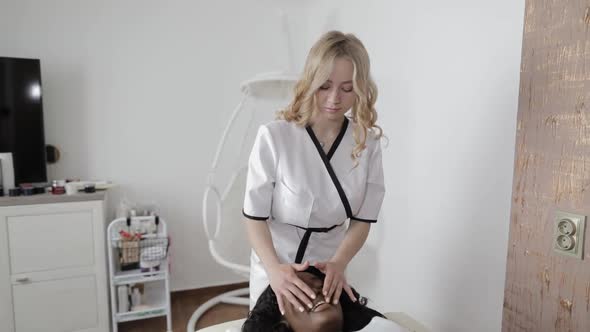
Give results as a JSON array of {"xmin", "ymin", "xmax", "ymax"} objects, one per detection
[{"xmin": 0, "ymin": 57, "xmax": 48, "ymax": 185}]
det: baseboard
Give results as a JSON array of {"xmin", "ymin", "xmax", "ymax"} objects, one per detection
[{"xmin": 172, "ymin": 281, "xmax": 249, "ymax": 295}]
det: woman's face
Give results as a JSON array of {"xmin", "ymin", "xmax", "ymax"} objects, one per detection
[
  {"xmin": 314, "ymin": 57, "xmax": 356, "ymax": 122},
  {"xmin": 283, "ymin": 272, "xmax": 343, "ymax": 332}
]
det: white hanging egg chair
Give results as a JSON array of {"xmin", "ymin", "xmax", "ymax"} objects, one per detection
[
  {"xmin": 186, "ymin": 6, "xmax": 301, "ymax": 330},
  {"xmin": 186, "ymin": 69, "xmax": 297, "ymax": 332}
]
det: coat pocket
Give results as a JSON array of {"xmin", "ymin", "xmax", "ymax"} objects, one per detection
[{"xmin": 271, "ymin": 178, "xmax": 313, "ymax": 228}]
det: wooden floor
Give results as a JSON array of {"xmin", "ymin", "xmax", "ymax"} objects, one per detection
[{"xmin": 119, "ymin": 282, "xmax": 249, "ymax": 332}]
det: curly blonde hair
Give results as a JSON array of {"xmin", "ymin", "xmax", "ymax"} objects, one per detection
[{"xmin": 277, "ymin": 30, "xmax": 383, "ymax": 163}]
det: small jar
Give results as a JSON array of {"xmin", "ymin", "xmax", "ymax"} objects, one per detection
[
  {"xmin": 65, "ymin": 183, "xmax": 78, "ymax": 195},
  {"xmin": 52, "ymin": 180, "xmax": 66, "ymax": 195}
]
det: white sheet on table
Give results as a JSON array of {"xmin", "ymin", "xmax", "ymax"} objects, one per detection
[{"xmin": 222, "ymin": 316, "xmax": 407, "ymax": 332}]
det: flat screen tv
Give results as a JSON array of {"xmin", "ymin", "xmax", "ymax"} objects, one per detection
[{"xmin": 0, "ymin": 57, "xmax": 48, "ymax": 185}]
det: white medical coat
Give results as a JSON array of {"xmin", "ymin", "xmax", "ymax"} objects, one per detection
[{"xmin": 243, "ymin": 118, "xmax": 385, "ymax": 307}]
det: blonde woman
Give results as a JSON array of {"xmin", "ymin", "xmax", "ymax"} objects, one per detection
[{"xmin": 243, "ymin": 30, "xmax": 385, "ymax": 317}]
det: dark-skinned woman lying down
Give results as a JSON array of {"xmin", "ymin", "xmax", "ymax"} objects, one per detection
[{"xmin": 241, "ymin": 266, "xmax": 402, "ymax": 332}]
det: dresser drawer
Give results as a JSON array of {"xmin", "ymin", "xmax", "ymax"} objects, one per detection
[
  {"xmin": 12, "ymin": 274, "xmax": 99, "ymax": 332},
  {"xmin": 7, "ymin": 211, "xmax": 95, "ymax": 274}
]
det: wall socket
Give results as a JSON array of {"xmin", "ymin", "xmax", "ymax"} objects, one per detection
[{"xmin": 553, "ymin": 210, "xmax": 586, "ymax": 259}]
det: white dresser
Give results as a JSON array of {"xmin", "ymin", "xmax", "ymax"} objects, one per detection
[{"xmin": 0, "ymin": 193, "xmax": 110, "ymax": 332}]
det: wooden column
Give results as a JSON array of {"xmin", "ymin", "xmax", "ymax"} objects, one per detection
[{"xmin": 503, "ymin": 1, "xmax": 590, "ymax": 331}]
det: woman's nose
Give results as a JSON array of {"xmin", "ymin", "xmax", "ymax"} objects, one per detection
[{"xmin": 327, "ymin": 88, "xmax": 341, "ymax": 104}]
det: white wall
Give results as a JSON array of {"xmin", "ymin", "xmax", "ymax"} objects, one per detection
[
  {"xmin": 305, "ymin": 1, "xmax": 524, "ymax": 331},
  {"xmin": 1, "ymin": 1, "xmax": 525, "ymax": 330},
  {"xmin": 0, "ymin": 0, "xmax": 296, "ymax": 290}
]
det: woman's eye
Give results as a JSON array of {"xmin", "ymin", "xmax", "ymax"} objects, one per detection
[
  {"xmin": 342, "ymin": 87, "xmax": 353, "ymax": 93},
  {"xmin": 319, "ymin": 85, "xmax": 330, "ymax": 90}
]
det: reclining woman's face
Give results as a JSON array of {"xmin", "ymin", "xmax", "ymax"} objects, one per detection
[{"xmin": 283, "ymin": 272, "xmax": 343, "ymax": 332}]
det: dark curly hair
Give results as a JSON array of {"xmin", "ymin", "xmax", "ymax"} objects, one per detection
[{"xmin": 241, "ymin": 266, "xmax": 384, "ymax": 332}]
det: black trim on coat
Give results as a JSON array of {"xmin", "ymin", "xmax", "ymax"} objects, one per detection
[
  {"xmin": 294, "ymin": 118, "xmax": 352, "ymax": 264},
  {"xmin": 242, "ymin": 209, "xmax": 269, "ymax": 221},
  {"xmin": 293, "ymin": 224, "xmax": 341, "ymax": 264},
  {"xmin": 350, "ymin": 216, "xmax": 378, "ymax": 223},
  {"xmin": 305, "ymin": 117, "xmax": 353, "ymax": 219},
  {"xmin": 295, "ymin": 230, "xmax": 313, "ymax": 264},
  {"xmin": 326, "ymin": 117, "xmax": 350, "ymax": 160}
]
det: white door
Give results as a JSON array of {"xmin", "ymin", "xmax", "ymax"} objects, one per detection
[{"xmin": 12, "ymin": 275, "xmax": 100, "ymax": 332}]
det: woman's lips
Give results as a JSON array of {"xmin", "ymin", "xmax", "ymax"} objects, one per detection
[
  {"xmin": 323, "ymin": 107, "xmax": 341, "ymax": 113},
  {"xmin": 311, "ymin": 300, "xmax": 332, "ymax": 312}
]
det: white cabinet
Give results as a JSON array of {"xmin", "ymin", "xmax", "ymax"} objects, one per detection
[{"xmin": 0, "ymin": 196, "xmax": 109, "ymax": 332}]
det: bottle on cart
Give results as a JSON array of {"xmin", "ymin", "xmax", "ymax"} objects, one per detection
[
  {"xmin": 131, "ymin": 286, "xmax": 142, "ymax": 309},
  {"xmin": 117, "ymin": 285, "xmax": 129, "ymax": 313}
]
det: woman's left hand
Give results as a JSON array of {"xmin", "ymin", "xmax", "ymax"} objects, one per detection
[{"xmin": 313, "ymin": 260, "xmax": 357, "ymax": 304}]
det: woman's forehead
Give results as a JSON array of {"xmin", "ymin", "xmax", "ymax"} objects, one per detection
[
  {"xmin": 297, "ymin": 271, "xmax": 322, "ymax": 285},
  {"xmin": 328, "ymin": 58, "xmax": 354, "ymax": 82}
]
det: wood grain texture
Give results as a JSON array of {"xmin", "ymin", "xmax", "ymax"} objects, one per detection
[
  {"xmin": 119, "ymin": 282, "xmax": 249, "ymax": 332},
  {"xmin": 502, "ymin": 1, "xmax": 590, "ymax": 331}
]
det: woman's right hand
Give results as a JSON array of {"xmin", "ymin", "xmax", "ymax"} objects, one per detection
[{"xmin": 267, "ymin": 261, "xmax": 316, "ymax": 315}]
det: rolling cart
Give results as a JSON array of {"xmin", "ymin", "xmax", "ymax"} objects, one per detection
[{"xmin": 107, "ymin": 216, "xmax": 172, "ymax": 332}]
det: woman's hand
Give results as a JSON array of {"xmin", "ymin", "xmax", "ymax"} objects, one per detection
[
  {"xmin": 267, "ymin": 261, "xmax": 317, "ymax": 315},
  {"xmin": 314, "ymin": 260, "xmax": 357, "ymax": 304}
]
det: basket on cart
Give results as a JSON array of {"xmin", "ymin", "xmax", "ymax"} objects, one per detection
[{"xmin": 113, "ymin": 236, "xmax": 169, "ymax": 271}]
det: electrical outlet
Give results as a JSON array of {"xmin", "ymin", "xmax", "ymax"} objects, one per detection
[{"xmin": 553, "ymin": 210, "xmax": 586, "ymax": 259}]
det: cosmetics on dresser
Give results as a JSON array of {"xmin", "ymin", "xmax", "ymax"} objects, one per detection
[
  {"xmin": 8, "ymin": 188, "xmax": 21, "ymax": 197},
  {"xmin": 51, "ymin": 180, "xmax": 66, "ymax": 195},
  {"xmin": 21, "ymin": 186, "xmax": 34, "ymax": 196}
]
